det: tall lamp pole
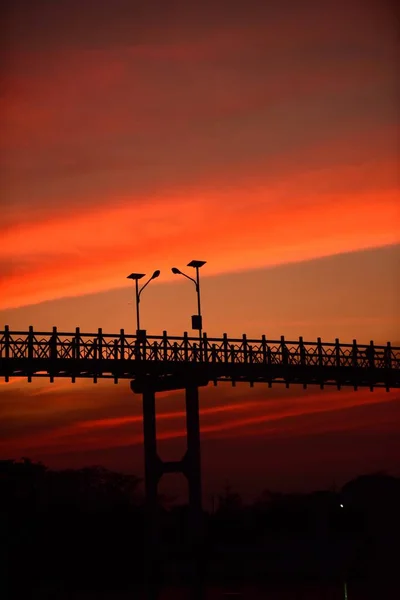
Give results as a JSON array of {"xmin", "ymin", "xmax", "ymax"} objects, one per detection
[
  {"xmin": 127, "ymin": 270, "xmax": 160, "ymax": 334},
  {"xmin": 171, "ymin": 260, "xmax": 206, "ymax": 349}
]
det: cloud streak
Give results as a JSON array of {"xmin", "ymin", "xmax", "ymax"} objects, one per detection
[
  {"xmin": 1, "ymin": 384, "xmax": 397, "ymax": 459},
  {"xmin": 2, "ymin": 1, "xmax": 398, "ymax": 309},
  {"xmin": 2, "ymin": 178, "xmax": 398, "ymax": 309}
]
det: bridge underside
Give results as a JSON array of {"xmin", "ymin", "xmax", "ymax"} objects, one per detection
[{"xmin": 1, "ymin": 358, "xmax": 399, "ymax": 390}]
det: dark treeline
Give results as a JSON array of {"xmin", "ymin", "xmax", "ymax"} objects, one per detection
[{"xmin": 1, "ymin": 458, "xmax": 400, "ymax": 597}]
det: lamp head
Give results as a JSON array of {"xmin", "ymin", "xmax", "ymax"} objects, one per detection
[
  {"xmin": 127, "ymin": 273, "xmax": 145, "ymax": 281},
  {"xmin": 151, "ymin": 270, "xmax": 160, "ymax": 279},
  {"xmin": 187, "ymin": 260, "xmax": 206, "ymax": 269},
  {"xmin": 171, "ymin": 267, "xmax": 181, "ymax": 275}
]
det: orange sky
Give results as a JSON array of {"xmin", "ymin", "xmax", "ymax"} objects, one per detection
[{"xmin": 1, "ymin": 0, "xmax": 399, "ymax": 497}]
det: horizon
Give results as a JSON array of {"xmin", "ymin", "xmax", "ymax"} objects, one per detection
[{"xmin": 4, "ymin": 455, "xmax": 400, "ymax": 502}]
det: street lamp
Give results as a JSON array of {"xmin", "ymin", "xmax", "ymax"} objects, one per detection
[
  {"xmin": 171, "ymin": 260, "xmax": 206, "ymax": 342},
  {"xmin": 127, "ymin": 270, "xmax": 160, "ymax": 334}
]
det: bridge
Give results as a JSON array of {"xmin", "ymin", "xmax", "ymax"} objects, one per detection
[
  {"xmin": 1, "ymin": 326, "xmax": 399, "ymax": 559},
  {"xmin": 1, "ymin": 326, "xmax": 399, "ymax": 389}
]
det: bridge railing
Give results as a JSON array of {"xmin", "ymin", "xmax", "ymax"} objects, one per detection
[{"xmin": 0, "ymin": 327, "xmax": 399, "ymax": 370}]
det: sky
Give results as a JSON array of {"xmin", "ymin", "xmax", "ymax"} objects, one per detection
[{"xmin": 1, "ymin": 0, "xmax": 399, "ymax": 501}]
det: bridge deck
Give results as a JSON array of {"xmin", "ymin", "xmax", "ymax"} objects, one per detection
[{"xmin": 1, "ymin": 327, "xmax": 399, "ymax": 389}]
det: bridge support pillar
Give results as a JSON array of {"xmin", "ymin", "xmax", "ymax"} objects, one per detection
[
  {"xmin": 142, "ymin": 386, "xmax": 159, "ymax": 548},
  {"xmin": 141, "ymin": 386, "xmax": 163, "ymax": 595},
  {"xmin": 131, "ymin": 375, "xmax": 207, "ymax": 592},
  {"xmin": 185, "ymin": 385, "xmax": 203, "ymax": 546}
]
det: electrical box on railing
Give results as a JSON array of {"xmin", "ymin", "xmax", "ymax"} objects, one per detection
[{"xmin": 191, "ymin": 315, "xmax": 202, "ymax": 331}]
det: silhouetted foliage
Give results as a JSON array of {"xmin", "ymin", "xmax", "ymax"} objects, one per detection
[{"xmin": 1, "ymin": 458, "xmax": 399, "ymax": 597}]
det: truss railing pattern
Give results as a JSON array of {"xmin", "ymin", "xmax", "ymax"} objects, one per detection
[{"xmin": 0, "ymin": 327, "xmax": 399, "ymax": 389}]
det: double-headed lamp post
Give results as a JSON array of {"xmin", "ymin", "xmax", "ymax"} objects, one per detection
[
  {"xmin": 127, "ymin": 270, "xmax": 160, "ymax": 334},
  {"xmin": 171, "ymin": 260, "xmax": 206, "ymax": 345}
]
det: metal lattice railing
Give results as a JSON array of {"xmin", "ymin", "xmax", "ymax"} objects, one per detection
[
  {"xmin": 0, "ymin": 327, "xmax": 399, "ymax": 367},
  {"xmin": 0, "ymin": 326, "xmax": 399, "ymax": 388}
]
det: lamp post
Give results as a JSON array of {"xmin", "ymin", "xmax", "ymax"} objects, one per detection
[
  {"xmin": 171, "ymin": 260, "xmax": 206, "ymax": 347},
  {"xmin": 127, "ymin": 270, "xmax": 160, "ymax": 334}
]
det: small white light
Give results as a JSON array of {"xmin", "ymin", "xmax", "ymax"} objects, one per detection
[{"xmin": 340, "ymin": 503, "xmax": 344, "ymax": 508}]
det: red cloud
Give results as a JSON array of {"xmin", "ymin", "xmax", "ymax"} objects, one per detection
[
  {"xmin": 1, "ymin": 178, "xmax": 398, "ymax": 309},
  {"xmin": 1, "ymin": 386, "xmax": 396, "ymax": 458}
]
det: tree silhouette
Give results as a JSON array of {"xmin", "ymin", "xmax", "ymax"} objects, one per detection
[{"xmin": 2, "ymin": 458, "xmax": 400, "ymax": 596}]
